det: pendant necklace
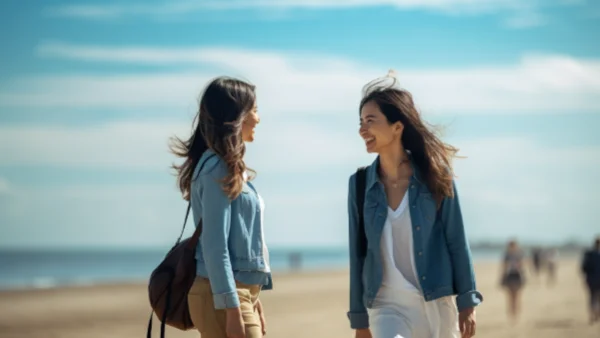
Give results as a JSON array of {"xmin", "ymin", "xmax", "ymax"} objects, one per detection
[{"xmin": 382, "ymin": 158, "xmax": 409, "ymax": 188}]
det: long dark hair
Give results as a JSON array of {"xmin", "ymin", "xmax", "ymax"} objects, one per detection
[
  {"xmin": 360, "ymin": 87, "xmax": 458, "ymax": 203},
  {"xmin": 170, "ymin": 76, "xmax": 256, "ymax": 201}
]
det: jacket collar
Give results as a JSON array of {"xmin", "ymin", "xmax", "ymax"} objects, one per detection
[{"xmin": 365, "ymin": 150, "xmax": 424, "ymax": 191}]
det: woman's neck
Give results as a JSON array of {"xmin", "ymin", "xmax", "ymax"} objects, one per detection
[{"xmin": 378, "ymin": 143, "xmax": 408, "ymax": 180}]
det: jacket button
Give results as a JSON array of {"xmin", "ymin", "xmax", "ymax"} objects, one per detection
[
  {"xmin": 418, "ymin": 251, "xmax": 422, "ymax": 256},
  {"xmin": 416, "ymin": 226, "xmax": 420, "ymax": 231},
  {"xmin": 422, "ymin": 276, "xmax": 426, "ymax": 280}
]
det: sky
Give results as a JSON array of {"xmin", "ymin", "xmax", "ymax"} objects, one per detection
[{"xmin": 0, "ymin": 0, "xmax": 599, "ymax": 249}]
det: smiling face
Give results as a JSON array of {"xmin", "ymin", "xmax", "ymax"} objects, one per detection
[
  {"xmin": 359, "ymin": 100, "xmax": 403, "ymax": 154},
  {"xmin": 241, "ymin": 103, "xmax": 260, "ymax": 142}
]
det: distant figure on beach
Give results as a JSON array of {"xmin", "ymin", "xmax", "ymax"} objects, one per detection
[
  {"xmin": 347, "ymin": 71, "xmax": 482, "ymax": 338},
  {"xmin": 170, "ymin": 77, "xmax": 270, "ymax": 338},
  {"xmin": 531, "ymin": 247, "xmax": 543, "ymax": 280},
  {"xmin": 289, "ymin": 252, "xmax": 302, "ymax": 270},
  {"xmin": 500, "ymin": 240, "xmax": 525, "ymax": 322},
  {"xmin": 545, "ymin": 247, "xmax": 558, "ymax": 286},
  {"xmin": 581, "ymin": 237, "xmax": 600, "ymax": 325}
]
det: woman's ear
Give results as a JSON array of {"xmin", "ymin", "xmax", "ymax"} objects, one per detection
[{"xmin": 394, "ymin": 121, "xmax": 404, "ymax": 135}]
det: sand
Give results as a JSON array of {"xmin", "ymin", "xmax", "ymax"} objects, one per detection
[{"xmin": 1, "ymin": 259, "xmax": 599, "ymax": 338}]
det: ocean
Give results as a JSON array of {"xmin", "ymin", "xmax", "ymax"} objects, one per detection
[{"xmin": 0, "ymin": 247, "xmax": 505, "ymax": 291}]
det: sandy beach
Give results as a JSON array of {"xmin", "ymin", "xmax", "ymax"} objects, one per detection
[{"xmin": 1, "ymin": 258, "xmax": 598, "ymax": 338}]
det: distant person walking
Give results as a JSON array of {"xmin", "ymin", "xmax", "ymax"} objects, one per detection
[
  {"xmin": 170, "ymin": 76, "xmax": 270, "ymax": 338},
  {"xmin": 531, "ymin": 247, "xmax": 543, "ymax": 280},
  {"xmin": 346, "ymin": 71, "xmax": 482, "ymax": 338},
  {"xmin": 500, "ymin": 240, "xmax": 525, "ymax": 322},
  {"xmin": 581, "ymin": 237, "xmax": 600, "ymax": 325},
  {"xmin": 545, "ymin": 247, "xmax": 558, "ymax": 286}
]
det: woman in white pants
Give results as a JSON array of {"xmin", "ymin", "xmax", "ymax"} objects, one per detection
[{"xmin": 346, "ymin": 71, "xmax": 483, "ymax": 338}]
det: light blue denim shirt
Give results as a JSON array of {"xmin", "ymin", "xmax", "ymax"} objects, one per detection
[
  {"xmin": 191, "ymin": 150, "xmax": 272, "ymax": 310},
  {"xmin": 347, "ymin": 155, "xmax": 483, "ymax": 329}
]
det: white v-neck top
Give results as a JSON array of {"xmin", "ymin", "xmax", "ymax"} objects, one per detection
[
  {"xmin": 371, "ymin": 190, "xmax": 462, "ymax": 337},
  {"xmin": 257, "ymin": 192, "xmax": 271, "ymax": 273},
  {"xmin": 379, "ymin": 190, "xmax": 420, "ymax": 290}
]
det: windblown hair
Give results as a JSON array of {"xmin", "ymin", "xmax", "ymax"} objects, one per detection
[
  {"xmin": 361, "ymin": 75, "xmax": 458, "ymax": 203},
  {"xmin": 170, "ymin": 76, "xmax": 256, "ymax": 201}
]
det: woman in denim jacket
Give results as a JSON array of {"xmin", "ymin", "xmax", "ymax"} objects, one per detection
[
  {"xmin": 170, "ymin": 76, "xmax": 271, "ymax": 338},
  {"xmin": 347, "ymin": 72, "xmax": 483, "ymax": 338}
]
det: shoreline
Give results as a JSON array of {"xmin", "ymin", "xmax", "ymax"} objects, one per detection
[
  {"xmin": 0, "ymin": 251, "xmax": 585, "ymax": 292},
  {"xmin": 0, "ymin": 268, "xmax": 351, "ymax": 294}
]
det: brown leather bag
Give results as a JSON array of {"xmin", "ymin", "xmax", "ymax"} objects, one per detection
[{"xmin": 146, "ymin": 155, "xmax": 213, "ymax": 338}]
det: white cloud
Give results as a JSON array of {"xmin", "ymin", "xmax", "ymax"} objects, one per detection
[
  {"xmin": 449, "ymin": 136, "xmax": 600, "ymax": 242},
  {"xmin": 0, "ymin": 115, "xmax": 372, "ymax": 175},
  {"xmin": 0, "ymin": 182, "xmax": 190, "ymax": 248},
  {"xmin": 247, "ymin": 119, "xmax": 374, "ymax": 174},
  {"xmin": 2, "ymin": 43, "xmax": 600, "ymax": 115},
  {"xmin": 1, "ymin": 114, "xmax": 599, "ymax": 208},
  {"xmin": 0, "ymin": 178, "xmax": 18, "ymax": 222},
  {"xmin": 0, "ymin": 121, "xmax": 189, "ymax": 170},
  {"xmin": 1, "ymin": 43, "xmax": 369, "ymax": 115},
  {"xmin": 43, "ymin": 0, "xmax": 587, "ymax": 29},
  {"xmin": 44, "ymin": 0, "xmax": 576, "ymax": 19},
  {"xmin": 0, "ymin": 73, "xmax": 212, "ymax": 110},
  {"xmin": 503, "ymin": 10, "xmax": 547, "ymax": 28},
  {"xmin": 2, "ymin": 41, "xmax": 599, "ymax": 246},
  {"xmin": 0, "ymin": 177, "xmax": 350, "ymax": 248},
  {"xmin": 0, "ymin": 178, "xmax": 9, "ymax": 195},
  {"xmin": 1, "ymin": 131, "xmax": 598, "ymax": 247}
]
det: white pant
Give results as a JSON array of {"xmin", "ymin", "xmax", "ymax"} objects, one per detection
[{"xmin": 367, "ymin": 285, "xmax": 461, "ymax": 338}]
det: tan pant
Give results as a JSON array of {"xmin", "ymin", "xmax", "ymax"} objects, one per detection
[{"xmin": 188, "ymin": 277, "xmax": 262, "ymax": 338}]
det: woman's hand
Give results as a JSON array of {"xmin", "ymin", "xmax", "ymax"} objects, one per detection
[
  {"xmin": 355, "ymin": 328, "xmax": 372, "ymax": 338},
  {"xmin": 225, "ymin": 307, "xmax": 245, "ymax": 338},
  {"xmin": 255, "ymin": 299, "xmax": 267, "ymax": 336},
  {"xmin": 459, "ymin": 307, "xmax": 476, "ymax": 337}
]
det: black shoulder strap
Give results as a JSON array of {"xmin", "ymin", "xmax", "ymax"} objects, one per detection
[{"xmin": 355, "ymin": 167, "xmax": 368, "ymax": 258}]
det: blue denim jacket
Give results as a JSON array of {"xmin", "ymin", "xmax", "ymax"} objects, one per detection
[
  {"xmin": 347, "ymin": 156, "xmax": 483, "ymax": 329},
  {"xmin": 191, "ymin": 150, "xmax": 272, "ymax": 309}
]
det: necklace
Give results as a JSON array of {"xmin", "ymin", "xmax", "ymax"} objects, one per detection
[{"xmin": 381, "ymin": 158, "xmax": 410, "ymax": 189}]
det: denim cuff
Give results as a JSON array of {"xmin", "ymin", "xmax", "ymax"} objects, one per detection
[
  {"xmin": 213, "ymin": 291, "xmax": 240, "ymax": 309},
  {"xmin": 262, "ymin": 274, "xmax": 273, "ymax": 291},
  {"xmin": 347, "ymin": 311, "xmax": 369, "ymax": 329},
  {"xmin": 456, "ymin": 290, "xmax": 484, "ymax": 312}
]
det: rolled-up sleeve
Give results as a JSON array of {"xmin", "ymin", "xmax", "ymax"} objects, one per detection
[
  {"xmin": 199, "ymin": 168, "xmax": 239, "ymax": 309},
  {"xmin": 442, "ymin": 180, "xmax": 483, "ymax": 312},
  {"xmin": 347, "ymin": 175, "xmax": 369, "ymax": 329}
]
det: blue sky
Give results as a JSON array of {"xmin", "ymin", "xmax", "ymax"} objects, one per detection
[{"xmin": 1, "ymin": 0, "xmax": 599, "ymax": 249}]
